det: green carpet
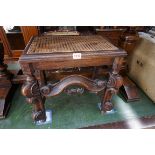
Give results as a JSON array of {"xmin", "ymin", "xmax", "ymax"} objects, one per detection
[
  {"xmin": 7, "ymin": 62, "xmax": 21, "ymax": 71},
  {"xmin": 0, "ymin": 85, "xmax": 155, "ymax": 129}
]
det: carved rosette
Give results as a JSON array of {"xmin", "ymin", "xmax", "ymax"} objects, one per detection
[
  {"xmin": 40, "ymin": 85, "xmax": 51, "ymax": 96},
  {"xmin": 21, "ymin": 76, "xmax": 40, "ymax": 103}
]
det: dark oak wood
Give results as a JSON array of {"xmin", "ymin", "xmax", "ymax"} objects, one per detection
[
  {"xmin": 118, "ymin": 27, "xmax": 139, "ymax": 56},
  {"xmin": 96, "ymin": 27, "xmax": 141, "ymax": 102},
  {"xmin": 0, "ymin": 42, "xmax": 13, "ymax": 118},
  {"xmin": 118, "ymin": 27, "xmax": 140, "ymax": 102},
  {"xmin": 0, "ymin": 27, "xmax": 39, "ymax": 117},
  {"xmin": 40, "ymin": 75, "xmax": 107, "ymax": 97},
  {"xmin": 96, "ymin": 28, "xmax": 126, "ymax": 46},
  {"xmin": 0, "ymin": 26, "xmax": 39, "ymax": 60},
  {"xmin": 120, "ymin": 76, "xmax": 140, "ymax": 102},
  {"xmin": 21, "ymin": 26, "xmax": 38, "ymax": 45},
  {"xmin": 6, "ymin": 32, "xmax": 25, "ymax": 50},
  {"xmin": 19, "ymin": 35, "xmax": 127, "ymax": 122},
  {"xmin": 101, "ymin": 57, "xmax": 124, "ymax": 112},
  {"xmin": 0, "ymin": 26, "xmax": 12, "ymax": 57}
]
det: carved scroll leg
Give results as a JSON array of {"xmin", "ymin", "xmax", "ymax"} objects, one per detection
[
  {"xmin": 101, "ymin": 57, "xmax": 124, "ymax": 113},
  {"xmin": 31, "ymin": 96, "xmax": 46, "ymax": 122},
  {"xmin": 101, "ymin": 88, "xmax": 116, "ymax": 113},
  {"xmin": 21, "ymin": 75, "xmax": 46, "ymax": 122}
]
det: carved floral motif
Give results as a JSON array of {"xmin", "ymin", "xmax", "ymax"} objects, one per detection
[{"xmin": 40, "ymin": 75, "xmax": 107, "ymax": 97}]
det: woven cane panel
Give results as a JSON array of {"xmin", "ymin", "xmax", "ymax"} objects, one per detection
[{"xmin": 27, "ymin": 35, "xmax": 118, "ymax": 54}]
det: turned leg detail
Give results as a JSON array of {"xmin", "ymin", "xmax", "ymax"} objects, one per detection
[
  {"xmin": 101, "ymin": 57, "xmax": 124, "ymax": 112},
  {"xmin": 21, "ymin": 75, "xmax": 46, "ymax": 122}
]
